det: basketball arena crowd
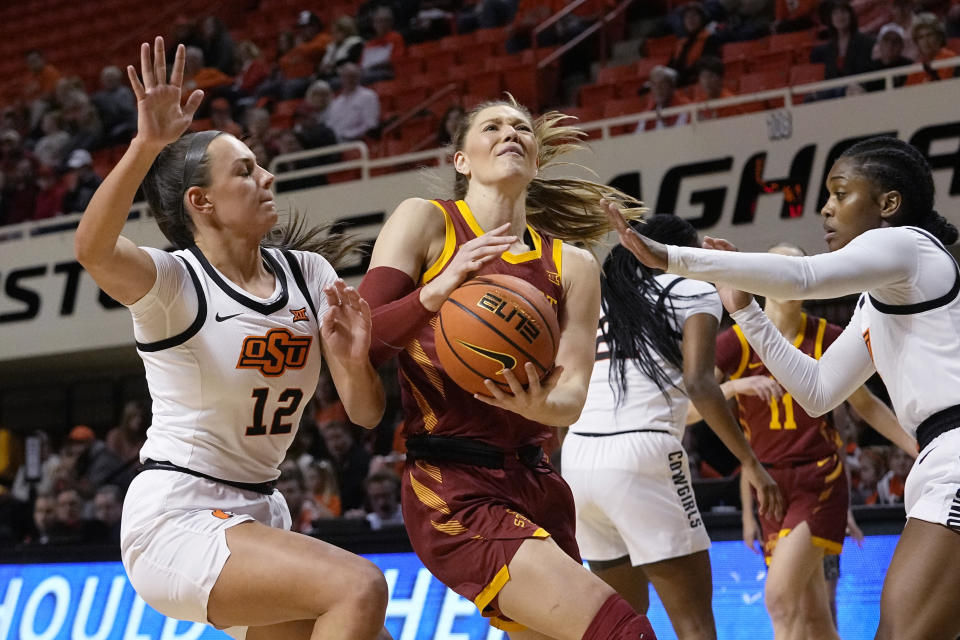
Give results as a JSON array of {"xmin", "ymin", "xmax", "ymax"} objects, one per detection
[{"xmin": 0, "ymin": 0, "xmax": 954, "ymax": 550}]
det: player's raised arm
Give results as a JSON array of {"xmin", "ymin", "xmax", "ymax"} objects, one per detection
[{"xmin": 74, "ymin": 37, "xmax": 203, "ymax": 305}]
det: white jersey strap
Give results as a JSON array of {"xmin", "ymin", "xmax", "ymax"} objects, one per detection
[{"xmin": 867, "ymin": 228, "xmax": 960, "ymax": 315}]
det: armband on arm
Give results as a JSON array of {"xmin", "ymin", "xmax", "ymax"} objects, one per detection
[{"xmin": 359, "ymin": 266, "xmax": 436, "ymax": 366}]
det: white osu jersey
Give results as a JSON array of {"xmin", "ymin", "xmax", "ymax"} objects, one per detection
[
  {"xmin": 129, "ymin": 245, "xmax": 336, "ymax": 483},
  {"xmin": 571, "ymin": 275, "xmax": 722, "ymax": 440},
  {"xmin": 855, "ymin": 228, "xmax": 960, "ymax": 435}
]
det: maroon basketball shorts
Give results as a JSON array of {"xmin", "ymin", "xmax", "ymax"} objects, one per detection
[
  {"xmin": 401, "ymin": 455, "xmax": 580, "ymax": 631},
  {"xmin": 757, "ymin": 453, "xmax": 849, "ymax": 561}
]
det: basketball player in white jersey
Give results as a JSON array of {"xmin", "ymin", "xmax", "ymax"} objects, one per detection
[
  {"xmin": 74, "ymin": 38, "xmax": 389, "ymax": 640},
  {"xmin": 562, "ymin": 214, "xmax": 782, "ymax": 640},
  {"xmin": 605, "ymin": 136, "xmax": 960, "ymax": 640}
]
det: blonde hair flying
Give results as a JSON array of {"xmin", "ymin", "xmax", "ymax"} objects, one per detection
[{"xmin": 452, "ymin": 95, "xmax": 647, "ymax": 245}]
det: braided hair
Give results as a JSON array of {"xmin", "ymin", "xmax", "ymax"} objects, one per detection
[
  {"xmin": 601, "ymin": 214, "xmax": 704, "ymax": 404},
  {"xmin": 839, "ymin": 136, "xmax": 958, "ymax": 245}
]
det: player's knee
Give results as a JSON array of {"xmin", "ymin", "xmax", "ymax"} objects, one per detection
[
  {"xmin": 764, "ymin": 580, "xmax": 798, "ymax": 622},
  {"xmin": 345, "ymin": 558, "xmax": 389, "ymax": 614}
]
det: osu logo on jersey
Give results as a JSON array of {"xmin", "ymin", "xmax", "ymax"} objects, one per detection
[{"xmin": 237, "ymin": 328, "xmax": 312, "ymax": 376}]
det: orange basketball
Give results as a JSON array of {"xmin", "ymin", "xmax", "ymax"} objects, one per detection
[{"xmin": 435, "ymin": 273, "xmax": 561, "ymax": 397}]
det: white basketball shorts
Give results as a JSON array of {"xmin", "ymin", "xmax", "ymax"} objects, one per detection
[
  {"xmin": 120, "ymin": 468, "xmax": 291, "ymax": 640},
  {"xmin": 906, "ymin": 427, "xmax": 960, "ymax": 530},
  {"xmin": 561, "ymin": 431, "xmax": 710, "ymax": 566}
]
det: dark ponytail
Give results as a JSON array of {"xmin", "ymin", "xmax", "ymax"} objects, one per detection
[
  {"xmin": 142, "ymin": 131, "xmax": 362, "ymax": 266},
  {"xmin": 840, "ymin": 136, "xmax": 958, "ymax": 245},
  {"xmin": 601, "ymin": 214, "xmax": 703, "ymax": 404}
]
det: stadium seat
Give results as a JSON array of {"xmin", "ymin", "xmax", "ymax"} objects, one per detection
[
  {"xmin": 466, "ymin": 71, "xmax": 502, "ymax": 99},
  {"xmin": 789, "ymin": 63, "xmax": 826, "ymax": 86},
  {"xmin": 579, "ymin": 83, "xmax": 618, "ymax": 107},
  {"xmin": 272, "ymin": 99, "xmax": 304, "ymax": 129},
  {"xmin": 723, "ymin": 39, "xmax": 768, "ymax": 63},
  {"xmin": 597, "ymin": 63, "xmax": 639, "ymax": 85},
  {"xmin": 738, "ymin": 70, "xmax": 789, "ymax": 94},
  {"xmin": 644, "ymin": 35, "xmax": 677, "ymax": 59}
]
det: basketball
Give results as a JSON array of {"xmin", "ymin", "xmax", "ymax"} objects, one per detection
[{"xmin": 435, "ymin": 273, "xmax": 561, "ymax": 396}]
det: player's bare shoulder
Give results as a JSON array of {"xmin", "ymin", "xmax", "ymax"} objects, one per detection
[
  {"xmin": 369, "ymin": 197, "xmax": 449, "ymax": 275},
  {"xmin": 560, "ymin": 242, "xmax": 601, "ymax": 293}
]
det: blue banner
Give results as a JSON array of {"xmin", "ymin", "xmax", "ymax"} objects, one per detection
[{"xmin": 0, "ymin": 536, "xmax": 896, "ymax": 640}]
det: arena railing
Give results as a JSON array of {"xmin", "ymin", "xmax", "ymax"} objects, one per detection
[{"xmin": 1, "ymin": 56, "xmax": 957, "ymax": 243}]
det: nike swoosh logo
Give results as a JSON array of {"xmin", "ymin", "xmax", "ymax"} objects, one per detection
[
  {"xmin": 457, "ymin": 340, "xmax": 517, "ymax": 374},
  {"xmin": 215, "ymin": 312, "xmax": 243, "ymax": 322}
]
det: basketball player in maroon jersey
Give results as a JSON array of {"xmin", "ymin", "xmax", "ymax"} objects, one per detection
[
  {"xmin": 716, "ymin": 243, "xmax": 915, "ymax": 639},
  {"xmin": 358, "ymin": 99, "xmax": 660, "ymax": 639}
]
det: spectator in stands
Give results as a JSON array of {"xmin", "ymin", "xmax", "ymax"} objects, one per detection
[
  {"xmin": 877, "ymin": 447, "xmax": 912, "ymax": 504},
  {"xmin": 811, "ymin": 1, "xmax": 877, "ymax": 86},
  {"xmin": 293, "ymin": 103, "xmax": 338, "ymax": 151},
  {"xmin": 61, "ymin": 89, "xmax": 105, "ymax": 152},
  {"xmin": 361, "ymin": 6, "xmax": 406, "ymax": 84},
  {"xmin": 11, "ymin": 431, "xmax": 60, "ymax": 501},
  {"xmin": 866, "ymin": 24, "xmax": 914, "ymax": 90},
  {"xmin": 242, "ymin": 107, "xmax": 279, "ymax": 165},
  {"xmin": 198, "ymin": 16, "xmax": 237, "ymax": 76},
  {"xmin": 948, "ymin": 2, "xmax": 960, "ymax": 38},
  {"xmin": 669, "ymin": 2, "xmax": 721, "ymax": 86},
  {"xmin": 320, "ymin": 420, "xmax": 371, "ymax": 512},
  {"xmin": 91, "ymin": 66, "xmax": 138, "ymax": 146},
  {"xmin": 105, "ymin": 400, "xmax": 148, "ymax": 467},
  {"xmin": 277, "ymin": 461, "xmax": 323, "ymax": 533},
  {"xmin": 62, "ymin": 149, "xmax": 103, "ymax": 214},
  {"xmin": 33, "ymin": 165, "xmax": 67, "ymax": 219},
  {"xmin": 0, "ymin": 129, "xmax": 27, "ymax": 174},
  {"xmin": 166, "ymin": 14, "xmax": 201, "ymax": 63},
  {"xmin": 637, "ymin": 65, "xmax": 691, "ymax": 131},
  {"xmin": 301, "ymin": 79, "xmax": 334, "ymax": 125},
  {"xmin": 4, "ymin": 157, "xmax": 38, "ymax": 225},
  {"xmin": 405, "ymin": 0, "xmax": 459, "ymax": 43},
  {"xmin": 233, "ymin": 40, "xmax": 271, "ymax": 99},
  {"xmin": 50, "ymin": 487, "xmax": 109, "ymax": 544},
  {"xmin": 33, "ymin": 111, "xmax": 71, "ymax": 169},
  {"xmin": 437, "ymin": 104, "xmax": 465, "ymax": 146},
  {"xmin": 850, "ymin": 447, "xmax": 884, "ymax": 505},
  {"xmin": 506, "ymin": 0, "xmax": 589, "ymax": 54},
  {"xmin": 53, "ymin": 425, "xmax": 126, "ymax": 499},
  {"xmin": 304, "ymin": 458, "xmax": 341, "ymax": 517},
  {"xmin": 208, "ymin": 98, "xmax": 243, "ymax": 137},
  {"xmin": 277, "ymin": 11, "xmax": 332, "ymax": 89},
  {"xmin": 22, "ymin": 50, "xmax": 61, "ymax": 128},
  {"xmin": 93, "ymin": 484, "xmax": 123, "ymax": 544},
  {"xmin": 905, "ymin": 12, "xmax": 958, "ymax": 83},
  {"xmin": 458, "ymin": 0, "xmax": 519, "ymax": 32},
  {"xmin": 692, "ymin": 55, "xmax": 744, "ymax": 119},
  {"xmin": 872, "ymin": 0, "xmax": 920, "ymax": 60},
  {"xmin": 182, "ymin": 46, "xmax": 234, "ymax": 99},
  {"xmin": 773, "ymin": 0, "xmax": 818, "ymax": 33},
  {"xmin": 327, "ymin": 63, "xmax": 381, "ymax": 141},
  {"xmin": 24, "ymin": 492, "xmax": 57, "ymax": 545},
  {"xmin": 360, "ymin": 470, "xmax": 404, "ymax": 530},
  {"xmin": 319, "ymin": 16, "xmax": 366, "ymax": 83}
]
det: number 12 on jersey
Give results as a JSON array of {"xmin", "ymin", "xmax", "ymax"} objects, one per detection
[
  {"xmin": 769, "ymin": 393, "xmax": 798, "ymax": 430},
  {"xmin": 246, "ymin": 388, "xmax": 304, "ymax": 436}
]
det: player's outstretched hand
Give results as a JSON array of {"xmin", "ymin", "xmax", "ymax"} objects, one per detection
[
  {"xmin": 420, "ymin": 224, "xmax": 516, "ymax": 311},
  {"xmin": 731, "ymin": 376, "xmax": 783, "ymax": 403},
  {"xmin": 321, "ymin": 280, "xmax": 372, "ymax": 363},
  {"xmin": 601, "ymin": 198, "xmax": 668, "ymax": 270},
  {"xmin": 473, "ymin": 363, "xmax": 564, "ymax": 421},
  {"xmin": 127, "ymin": 37, "xmax": 204, "ymax": 151},
  {"xmin": 742, "ymin": 459, "xmax": 785, "ymax": 522},
  {"xmin": 702, "ymin": 235, "xmax": 756, "ymax": 313}
]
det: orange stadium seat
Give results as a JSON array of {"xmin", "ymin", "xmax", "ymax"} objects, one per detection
[
  {"xmin": 579, "ymin": 82, "xmax": 618, "ymax": 107},
  {"xmin": 723, "ymin": 39, "xmax": 768, "ymax": 63},
  {"xmin": 738, "ymin": 70, "xmax": 789, "ymax": 94},
  {"xmin": 616, "ymin": 79, "xmax": 646, "ymax": 99},
  {"xmin": 645, "ymin": 35, "xmax": 677, "ymax": 59},
  {"xmin": 466, "ymin": 71, "xmax": 502, "ymax": 98},
  {"xmin": 635, "ymin": 57, "xmax": 670, "ymax": 82},
  {"xmin": 424, "ymin": 50, "xmax": 460, "ymax": 76},
  {"xmin": 603, "ymin": 97, "xmax": 645, "ymax": 119},
  {"xmin": 272, "ymin": 99, "xmax": 304, "ymax": 129},
  {"xmin": 749, "ymin": 50, "xmax": 794, "ymax": 73},
  {"xmin": 392, "ymin": 57, "xmax": 425, "ymax": 79},
  {"xmin": 789, "ymin": 63, "xmax": 826, "ymax": 86},
  {"xmin": 597, "ymin": 63, "xmax": 638, "ymax": 85}
]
